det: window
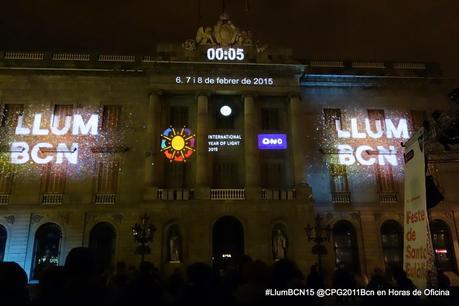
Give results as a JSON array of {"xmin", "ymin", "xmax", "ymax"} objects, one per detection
[
  {"xmin": 89, "ymin": 222, "xmax": 116, "ymax": 273},
  {"xmin": 380, "ymin": 220, "xmax": 403, "ymax": 269},
  {"xmin": 323, "ymin": 108, "xmax": 343, "ymax": 132},
  {"xmin": 431, "ymin": 220, "xmax": 456, "ymax": 271},
  {"xmin": 375, "ymin": 164, "xmax": 395, "ymax": 193},
  {"xmin": 367, "ymin": 110, "xmax": 396, "ymax": 195},
  {"xmin": 0, "ymin": 163, "xmax": 14, "ymax": 194},
  {"xmin": 95, "ymin": 159, "xmax": 119, "ymax": 194},
  {"xmin": 215, "ymin": 108, "xmax": 235, "ymax": 129},
  {"xmin": 213, "ymin": 161, "xmax": 238, "ymax": 188},
  {"xmin": 53, "ymin": 104, "xmax": 73, "ymax": 118},
  {"xmin": 333, "ymin": 220, "xmax": 360, "ymax": 273},
  {"xmin": 0, "ymin": 225, "xmax": 6, "ymax": 261},
  {"xmin": 31, "ymin": 223, "xmax": 62, "ymax": 280},
  {"xmin": 261, "ymin": 160, "xmax": 284, "ymax": 188},
  {"xmin": 1, "ymin": 104, "xmax": 24, "ymax": 127},
  {"xmin": 261, "ymin": 108, "xmax": 280, "ymax": 130},
  {"xmin": 329, "ymin": 164, "xmax": 349, "ymax": 193},
  {"xmin": 42, "ymin": 164, "xmax": 67, "ymax": 194},
  {"xmin": 169, "ymin": 106, "xmax": 188, "ymax": 127},
  {"xmin": 367, "ymin": 109, "xmax": 386, "ymax": 129},
  {"xmin": 165, "ymin": 163, "xmax": 188, "ymax": 188},
  {"xmin": 102, "ymin": 105, "xmax": 122, "ymax": 130}
]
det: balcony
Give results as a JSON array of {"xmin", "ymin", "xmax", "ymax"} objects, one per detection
[
  {"xmin": 42, "ymin": 193, "xmax": 63, "ymax": 205},
  {"xmin": 0, "ymin": 194, "xmax": 10, "ymax": 205},
  {"xmin": 331, "ymin": 191, "xmax": 351, "ymax": 204},
  {"xmin": 157, "ymin": 189, "xmax": 193, "ymax": 200},
  {"xmin": 261, "ymin": 189, "xmax": 296, "ymax": 200},
  {"xmin": 379, "ymin": 192, "xmax": 398, "ymax": 204},
  {"xmin": 210, "ymin": 189, "xmax": 245, "ymax": 200},
  {"xmin": 95, "ymin": 193, "xmax": 116, "ymax": 205}
]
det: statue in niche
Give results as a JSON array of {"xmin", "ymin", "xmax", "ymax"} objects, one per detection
[
  {"xmin": 272, "ymin": 228, "xmax": 287, "ymax": 260},
  {"xmin": 168, "ymin": 229, "xmax": 181, "ymax": 263}
]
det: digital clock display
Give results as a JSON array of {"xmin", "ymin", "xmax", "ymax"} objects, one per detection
[{"xmin": 207, "ymin": 48, "xmax": 244, "ymax": 61}]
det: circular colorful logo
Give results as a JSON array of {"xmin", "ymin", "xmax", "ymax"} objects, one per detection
[{"xmin": 161, "ymin": 127, "xmax": 196, "ymax": 162}]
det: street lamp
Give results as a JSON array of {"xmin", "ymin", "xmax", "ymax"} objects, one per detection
[
  {"xmin": 132, "ymin": 213, "xmax": 156, "ymax": 264},
  {"xmin": 305, "ymin": 214, "xmax": 332, "ymax": 271}
]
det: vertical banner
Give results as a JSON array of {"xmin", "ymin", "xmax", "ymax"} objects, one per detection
[{"xmin": 403, "ymin": 129, "xmax": 435, "ymax": 288}]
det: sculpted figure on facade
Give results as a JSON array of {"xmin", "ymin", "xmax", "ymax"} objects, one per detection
[
  {"xmin": 272, "ymin": 228, "xmax": 287, "ymax": 260},
  {"xmin": 196, "ymin": 26, "xmax": 215, "ymax": 45},
  {"xmin": 168, "ymin": 228, "xmax": 182, "ymax": 263},
  {"xmin": 184, "ymin": 13, "xmax": 265, "ymax": 50}
]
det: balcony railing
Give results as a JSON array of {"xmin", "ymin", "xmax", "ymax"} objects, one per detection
[
  {"xmin": 261, "ymin": 189, "xmax": 296, "ymax": 200},
  {"xmin": 157, "ymin": 189, "xmax": 193, "ymax": 200},
  {"xmin": 95, "ymin": 193, "xmax": 116, "ymax": 205},
  {"xmin": 379, "ymin": 192, "xmax": 398, "ymax": 204},
  {"xmin": 0, "ymin": 194, "xmax": 10, "ymax": 205},
  {"xmin": 42, "ymin": 193, "xmax": 63, "ymax": 205},
  {"xmin": 210, "ymin": 189, "xmax": 245, "ymax": 200},
  {"xmin": 331, "ymin": 191, "xmax": 351, "ymax": 204}
]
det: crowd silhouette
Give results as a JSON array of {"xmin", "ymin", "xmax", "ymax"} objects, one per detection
[{"xmin": 0, "ymin": 247, "xmax": 456, "ymax": 306}]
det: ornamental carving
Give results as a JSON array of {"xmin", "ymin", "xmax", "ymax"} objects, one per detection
[
  {"xmin": 31, "ymin": 213, "xmax": 44, "ymax": 224},
  {"xmin": 183, "ymin": 13, "xmax": 267, "ymax": 52},
  {"xmin": 4, "ymin": 215, "xmax": 15, "ymax": 224}
]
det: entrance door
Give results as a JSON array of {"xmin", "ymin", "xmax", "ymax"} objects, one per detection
[
  {"xmin": 212, "ymin": 216, "xmax": 244, "ymax": 270},
  {"xmin": 89, "ymin": 222, "xmax": 116, "ymax": 273}
]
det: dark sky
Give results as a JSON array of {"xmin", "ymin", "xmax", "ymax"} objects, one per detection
[{"xmin": 1, "ymin": 0, "xmax": 458, "ymax": 78}]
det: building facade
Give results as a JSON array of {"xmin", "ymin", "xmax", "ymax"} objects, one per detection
[{"xmin": 0, "ymin": 17, "xmax": 458, "ymax": 283}]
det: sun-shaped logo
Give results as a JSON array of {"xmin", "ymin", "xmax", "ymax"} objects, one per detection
[{"xmin": 161, "ymin": 127, "xmax": 196, "ymax": 162}]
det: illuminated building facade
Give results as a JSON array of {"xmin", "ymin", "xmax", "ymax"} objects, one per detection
[{"xmin": 0, "ymin": 16, "xmax": 458, "ymax": 283}]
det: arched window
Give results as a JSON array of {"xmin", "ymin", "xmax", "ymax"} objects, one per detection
[
  {"xmin": 431, "ymin": 220, "xmax": 456, "ymax": 271},
  {"xmin": 333, "ymin": 220, "xmax": 360, "ymax": 273},
  {"xmin": 166, "ymin": 224, "xmax": 182, "ymax": 263},
  {"xmin": 31, "ymin": 223, "xmax": 62, "ymax": 279},
  {"xmin": 380, "ymin": 220, "xmax": 403, "ymax": 269},
  {"xmin": 0, "ymin": 224, "xmax": 7, "ymax": 261},
  {"xmin": 89, "ymin": 222, "xmax": 116, "ymax": 273}
]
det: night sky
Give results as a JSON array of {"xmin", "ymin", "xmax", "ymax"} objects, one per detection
[{"xmin": 1, "ymin": 0, "xmax": 458, "ymax": 78}]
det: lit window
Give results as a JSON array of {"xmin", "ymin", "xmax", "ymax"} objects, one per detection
[
  {"xmin": 95, "ymin": 159, "xmax": 120, "ymax": 194},
  {"xmin": 31, "ymin": 223, "xmax": 62, "ymax": 280},
  {"xmin": 333, "ymin": 220, "xmax": 360, "ymax": 273},
  {"xmin": 380, "ymin": 220, "xmax": 403, "ymax": 269},
  {"xmin": 1, "ymin": 104, "xmax": 24, "ymax": 127},
  {"xmin": 102, "ymin": 105, "xmax": 122, "ymax": 130}
]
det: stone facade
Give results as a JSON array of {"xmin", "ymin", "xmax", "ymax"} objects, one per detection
[{"xmin": 0, "ymin": 49, "xmax": 457, "ymax": 284}]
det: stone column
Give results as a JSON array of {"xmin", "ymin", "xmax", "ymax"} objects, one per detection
[
  {"xmin": 289, "ymin": 95, "xmax": 311, "ymax": 199},
  {"xmin": 195, "ymin": 94, "xmax": 210, "ymax": 199},
  {"xmin": 144, "ymin": 92, "xmax": 162, "ymax": 200},
  {"xmin": 244, "ymin": 95, "xmax": 260, "ymax": 200}
]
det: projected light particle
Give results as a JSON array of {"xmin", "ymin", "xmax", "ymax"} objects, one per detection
[{"xmin": 220, "ymin": 105, "xmax": 232, "ymax": 117}]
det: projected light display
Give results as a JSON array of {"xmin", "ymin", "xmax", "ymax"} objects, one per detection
[
  {"xmin": 0, "ymin": 106, "xmax": 130, "ymax": 180},
  {"xmin": 332, "ymin": 117, "xmax": 410, "ymax": 166},
  {"xmin": 258, "ymin": 134, "xmax": 287, "ymax": 150},
  {"xmin": 160, "ymin": 127, "xmax": 196, "ymax": 162},
  {"xmin": 208, "ymin": 134, "xmax": 242, "ymax": 152},
  {"xmin": 10, "ymin": 113, "xmax": 98, "ymax": 165}
]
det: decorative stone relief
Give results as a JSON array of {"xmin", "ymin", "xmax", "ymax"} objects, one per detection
[
  {"xmin": 4, "ymin": 215, "xmax": 15, "ymax": 224},
  {"xmin": 31, "ymin": 214, "xmax": 44, "ymax": 224},
  {"xmin": 183, "ymin": 13, "xmax": 267, "ymax": 52}
]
